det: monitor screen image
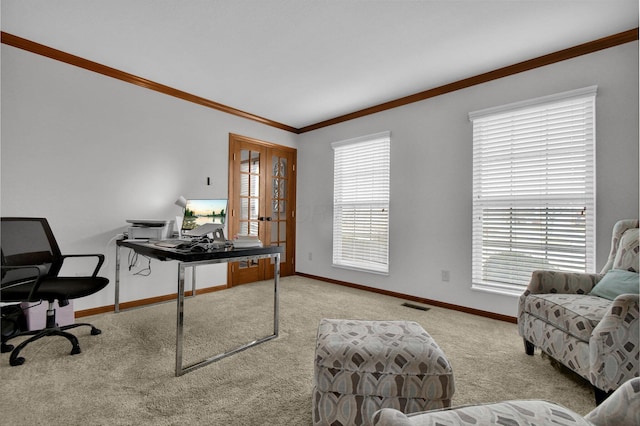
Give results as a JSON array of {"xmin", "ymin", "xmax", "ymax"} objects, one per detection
[{"xmin": 182, "ymin": 199, "xmax": 227, "ymax": 231}]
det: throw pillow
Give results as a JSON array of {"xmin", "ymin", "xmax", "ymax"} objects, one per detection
[{"xmin": 590, "ymin": 269, "xmax": 639, "ymax": 300}]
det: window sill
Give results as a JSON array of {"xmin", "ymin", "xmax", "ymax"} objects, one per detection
[
  {"xmin": 332, "ymin": 263, "xmax": 389, "ymax": 276},
  {"xmin": 471, "ymin": 283, "xmax": 523, "ymax": 298}
]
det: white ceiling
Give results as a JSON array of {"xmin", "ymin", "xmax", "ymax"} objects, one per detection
[{"xmin": 2, "ymin": 0, "xmax": 638, "ymax": 129}]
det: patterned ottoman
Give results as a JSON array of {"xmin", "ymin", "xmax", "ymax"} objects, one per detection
[{"xmin": 312, "ymin": 319, "xmax": 455, "ymax": 426}]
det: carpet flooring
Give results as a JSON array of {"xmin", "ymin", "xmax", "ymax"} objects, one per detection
[{"xmin": 0, "ymin": 276, "xmax": 595, "ymax": 425}]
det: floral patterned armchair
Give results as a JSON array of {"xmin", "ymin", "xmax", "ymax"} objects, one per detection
[{"xmin": 518, "ymin": 219, "xmax": 639, "ymax": 403}]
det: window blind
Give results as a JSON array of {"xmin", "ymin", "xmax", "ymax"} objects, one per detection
[
  {"xmin": 332, "ymin": 131, "xmax": 390, "ymax": 274},
  {"xmin": 470, "ymin": 87, "xmax": 596, "ymax": 294}
]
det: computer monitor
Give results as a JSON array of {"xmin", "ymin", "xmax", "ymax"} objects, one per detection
[{"xmin": 181, "ymin": 199, "xmax": 227, "ymax": 232}]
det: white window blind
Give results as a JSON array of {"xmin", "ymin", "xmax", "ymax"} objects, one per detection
[
  {"xmin": 470, "ymin": 87, "xmax": 596, "ymax": 295},
  {"xmin": 332, "ymin": 131, "xmax": 390, "ymax": 274}
]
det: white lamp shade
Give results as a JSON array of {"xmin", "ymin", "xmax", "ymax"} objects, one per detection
[{"xmin": 175, "ymin": 196, "xmax": 187, "ymax": 208}]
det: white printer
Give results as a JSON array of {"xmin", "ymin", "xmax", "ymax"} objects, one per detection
[{"xmin": 126, "ymin": 220, "xmax": 174, "ymax": 240}]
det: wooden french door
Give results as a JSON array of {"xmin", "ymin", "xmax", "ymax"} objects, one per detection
[{"xmin": 227, "ymin": 134, "xmax": 296, "ymax": 286}]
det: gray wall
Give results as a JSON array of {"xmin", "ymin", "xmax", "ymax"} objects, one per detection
[
  {"xmin": 1, "ymin": 44, "xmax": 298, "ymax": 311},
  {"xmin": 295, "ymin": 41, "xmax": 639, "ymax": 317},
  {"xmin": 2, "ymin": 40, "xmax": 638, "ymax": 317}
]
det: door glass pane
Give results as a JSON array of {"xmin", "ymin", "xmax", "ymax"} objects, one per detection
[
  {"xmin": 273, "ymin": 200, "xmax": 286, "ymax": 221},
  {"xmin": 250, "ymin": 174, "xmax": 259, "ymax": 197},
  {"xmin": 271, "ymin": 221, "xmax": 278, "ymax": 242},
  {"xmin": 279, "ymin": 201, "xmax": 286, "ymax": 219},
  {"xmin": 279, "ymin": 220, "xmax": 287, "ymax": 241},
  {"xmin": 251, "ymin": 151, "xmax": 260, "ymax": 174},
  {"xmin": 249, "ymin": 199, "xmax": 259, "ymax": 220},
  {"xmin": 240, "ymin": 199, "xmax": 249, "ymax": 219},
  {"xmin": 240, "ymin": 174, "xmax": 249, "ymax": 196},
  {"xmin": 249, "ymin": 221, "xmax": 258, "ymax": 236},
  {"xmin": 276, "ymin": 157, "xmax": 287, "ymax": 177},
  {"xmin": 240, "ymin": 150, "xmax": 250, "ymax": 172},
  {"xmin": 279, "ymin": 179, "xmax": 286, "ymax": 199},
  {"xmin": 239, "ymin": 222, "xmax": 248, "ymax": 235}
]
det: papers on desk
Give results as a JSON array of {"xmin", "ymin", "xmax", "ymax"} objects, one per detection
[{"xmin": 232, "ymin": 235, "xmax": 263, "ymax": 248}]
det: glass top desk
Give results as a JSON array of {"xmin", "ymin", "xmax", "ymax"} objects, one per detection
[{"xmin": 115, "ymin": 239, "xmax": 283, "ymax": 376}]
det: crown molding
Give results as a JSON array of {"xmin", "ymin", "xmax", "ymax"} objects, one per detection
[
  {"xmin": 0, "ymin": 31, "xmax": 298, "ymax": 134},
  {"xmin": 2, "ymin": 28, "xmax": 637, "ymax": 135},
  {"xmin": 298, "ymin": 28, "xmax": 638, "ymax": 133}
]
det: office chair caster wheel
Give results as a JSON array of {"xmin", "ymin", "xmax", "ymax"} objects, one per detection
[
  {"xmin": 90, "ymin": 327, "xmax": 102, "ymax": 336},
  {"xmin": 1, "ymin": 343, "xmax": 14, "ymax": 353},
  {"xmin": 10, "ymin": 356, "xmax": 25, "ymax": 366}
]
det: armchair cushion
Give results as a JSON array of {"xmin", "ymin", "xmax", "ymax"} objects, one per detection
[
  {"xmin": 523, "ymin": 293, "xmax": 611, "ymax": 341},
  {"xmin": 589, "ymin": 269, "xmax": 639, "ymax": 301}
]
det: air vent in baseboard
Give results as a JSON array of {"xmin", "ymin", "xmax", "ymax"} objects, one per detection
[{"xmin": 401, "ymin": 302, "xmax": 430, "ymax": 312}]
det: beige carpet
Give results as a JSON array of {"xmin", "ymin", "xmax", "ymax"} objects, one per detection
[{"xmin": 0, "ymin": 276, "xmax": 595, "ymax": 425}]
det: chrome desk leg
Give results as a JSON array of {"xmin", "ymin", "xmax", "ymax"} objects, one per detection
[
  {"xmin": 174, "ymin": 253, "xmax": 281, "ymax": 376},
  {"xmin": 274, "ymin": 253, "xmax": 280, "ymax": 336},
  {"xmin": 191, "ymin": 265, "xmax": 197, "ymax": 297},
  {"xmin": 175, "ymin": 262, "xmax": 186, "ymax": 377},
  {"xmin": 115, "ymin": 244, "xmax": 121, "ymax": 313}
]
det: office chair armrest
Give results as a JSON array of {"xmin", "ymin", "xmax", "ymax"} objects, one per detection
[
  {"xmin": 61, "ymin": 254, "xmax": 105, "ymax": 277},
  {"xmin": 1, "ymin": 264, "xmax": 48, "ymax": 302}
]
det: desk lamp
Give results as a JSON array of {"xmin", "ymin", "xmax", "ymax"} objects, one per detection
[{"xmin": 175, "ymin": 196, "xmax": 187, "ymax": 237}]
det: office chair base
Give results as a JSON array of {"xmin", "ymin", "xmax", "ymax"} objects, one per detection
[
  {"xmin": 9, "ymin": 328, "xmax": 81, "ymax": 366},
  {"xmin": 61, "ymin": 322, "xmax": 102, "ymax": 336},
  {"xmin": 3, "ymin": 323, "xmax": 102, "ymax": 366}
]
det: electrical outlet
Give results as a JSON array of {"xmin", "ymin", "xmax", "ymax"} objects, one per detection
[
  {"xmin": 441, "ymin": 270, "xmax": 450, "ymax": 282},
  {"xmin": 308, "ymin": 252, "xmax": 313, "ymax": 261}
]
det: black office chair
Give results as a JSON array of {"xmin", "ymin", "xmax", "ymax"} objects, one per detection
[{"xmin": 1, "ymin": 217, "xmax": 109, "ymax": 366}]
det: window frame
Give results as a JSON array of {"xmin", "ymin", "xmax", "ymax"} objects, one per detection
[
  {"xmin": 469, "ymin": 86, "xmax": 597, "ymax": 296},
  {"xmin": 332, "ymin": 131, "xmax": 391, "ymax": 275}
]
